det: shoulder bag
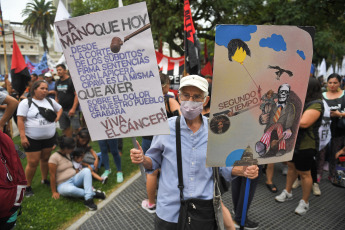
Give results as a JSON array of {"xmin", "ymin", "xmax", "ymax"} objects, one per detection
[
  {"xmin": 175, "ymin": 116, "xmax": 223, "ymax": 230},
  {"xmin": 28, "ymin": 97, "xmax": 57, "ymax": 122}
]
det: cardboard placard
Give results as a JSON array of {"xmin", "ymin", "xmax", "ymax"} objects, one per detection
[
  {"xmin": 207, "ymin": 25, "xmax": 314, "ymax": 166},
  {"xmin": 55, "ymin": 2, "xmax": 170, "ymax": 140}
]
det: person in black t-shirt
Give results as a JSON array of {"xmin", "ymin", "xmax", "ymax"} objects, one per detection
[{"xmin": 55, "ymin": 64, "xmax": 80, "ymax": 137}]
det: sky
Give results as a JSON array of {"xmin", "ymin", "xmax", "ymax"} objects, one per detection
[{"xmin": 2, "ymin": 0, "xmax": 31, "ymax": 23}]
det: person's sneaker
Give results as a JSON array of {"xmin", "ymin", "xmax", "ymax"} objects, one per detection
[
  {"xmin": 101, "ymin": 170, "xmax": 111, "ymax": 179},
  {"xmin": 292, "ymin": 179, "xmax": 301, "ymax": 189},
  {"xmin": 84, "ymin": 199, "xmax": 97, "ymax": 211},
  {"xmin": 41, "ymin": 179, "xmax": 50, "ymax": 186},
  {"xmin": 275, "ymin": 189, "xmax": 293, "ymax": 202},
  {"xmin": 312, "ymin": 183, "xmax": 321, "ymax": 196},
  {"xmin": 94, "ymin": 191, "xmax": 106, "ymax": 200},
  {"xmin": 25, "ymin": 186, "xmax": 34, "ymax": 197},
  {"xmin": 117, "ymin": 172, "xmax": 123, "ymax": 183},
  {"xmin": 233, "ymin": 218, "xmax": 259, "ymax": 230},
  {"xmin": 295, "ymin": 199, "xmax": 309, "ymax": 215},
  {"xmin": 102, "ymin": 176, "xmax": 108, "ymax": 184},
  {"xmin": 141, "ymin": 199, "xmax": 156, "ymax": 213}
]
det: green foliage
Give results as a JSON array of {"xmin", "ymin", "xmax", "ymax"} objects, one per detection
[
  {"xmin": 22, "ymin": 0, "xmax": 56, "ymax": 52},
  {"xmin": 69, "ymin": 0, "xmax": 345, "ymax": 68},
  {"xmin": 14, "ymin": 133, "xmax": 140, "ymax": 230}
]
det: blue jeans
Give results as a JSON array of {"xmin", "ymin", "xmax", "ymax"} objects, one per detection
[
  {"xmin": 57, "ymin": 168, "xmax": 94, "ymax": 200},
  {"xmin": 98, "ymin": 139, "xmax": 122, "ymax": 171}
]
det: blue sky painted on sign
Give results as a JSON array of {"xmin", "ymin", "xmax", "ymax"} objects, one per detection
[
  {"xmin": 297, "ymin": 50, "xmax": 306, "ymax": 60},
  {"xmin": 259, "ymin": 34, "xmax": 286, "ymax": 51},
  {"xmin": 225, "ymin": 149, "xmax": 245, "ymax": 167},
  {"xmin": 215, "ymin": 25, "xmax": 257, "ymax": 47}
]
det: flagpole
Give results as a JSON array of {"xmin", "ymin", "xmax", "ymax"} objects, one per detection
[
  {"xmin": 183, "ymin": 2, "xmax": 186, "ymax": 77},
  {"xmin": 2, "ymin": 33, "xmax": 8, "ymax": 76}
]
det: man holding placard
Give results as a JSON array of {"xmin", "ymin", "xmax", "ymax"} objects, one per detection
[{"xmin": 131, "ymin": 75, "xmax": 259, "ymax": 229}]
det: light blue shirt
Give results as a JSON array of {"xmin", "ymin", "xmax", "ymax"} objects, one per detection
[{"xmin": 146, "ymin": 115, "xmax": 233, "ymax": 223}]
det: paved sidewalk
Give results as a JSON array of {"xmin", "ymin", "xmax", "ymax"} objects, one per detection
[{"xmin": 72, "ymin": 164, "xmax": 345, "ymax": 230}]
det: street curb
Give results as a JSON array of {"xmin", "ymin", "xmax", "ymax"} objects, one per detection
[{"xmin": 66, "ymin": 172, "xmax": 141, "ymax": 230}]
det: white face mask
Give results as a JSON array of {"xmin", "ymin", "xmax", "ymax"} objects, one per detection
[{"xmin": 180, "ymin": 101, "xmax": 204, "ymax": 120}]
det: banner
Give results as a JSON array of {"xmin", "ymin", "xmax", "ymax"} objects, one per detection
[
  {"xmin": 207, "ymin": 25, "xmax": 314, "ymax": 167},
  {"xmin": 156, "ymin": 51, "xmax": 184, "ymax": 90},
  {"xmin": 25, "ymin": 53, "xmax": 49, "ymax": 75},
  {"xmin": 184, "ymin": 0, "xmax": 200, "ymax": 75},
  {"xmin": 32, "ymin": 52, "xmax": 49, "ymax": 75},
  {"xmin": 55, "ymin": 2, "xmax": 170, "ymax": 141},
  {"xmin": 25, "ymin": 56, "xmax": 37, "ymax": 74},
  {"xmin": 46, "ymin": 53, "xmax": 57, "ymax": 73}
]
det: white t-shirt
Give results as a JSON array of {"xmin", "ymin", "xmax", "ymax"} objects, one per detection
[{"xmin": 17, "ymin": 98, "xmax": 62, "ymax": 140}]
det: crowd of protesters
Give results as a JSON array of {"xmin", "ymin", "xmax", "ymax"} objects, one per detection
[
  {"xmin": 130, "ymin": 70, "xmax": 345, "ymax": 230},
  {"xmin": 0, "ymin": 64, "xmax": 123, "ymax": 208},
  {"xmin": 1, "ymin": 61, "xmax": 345, "ymax": 230}
]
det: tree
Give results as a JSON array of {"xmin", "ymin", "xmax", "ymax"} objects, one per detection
[
  {"xmin": 70, "ymin": 0, "xmax": 345, "ymax": 66},
  {"xmin": 22, "ymin": 0, "xmax": 56, "ymax": 52}
]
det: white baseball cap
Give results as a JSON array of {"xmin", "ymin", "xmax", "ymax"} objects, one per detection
[
  {"xmin": 44, "ymin": 72, "xmax": 52, "ymax": 77},
  {"xmin": 179, "ymin": 75, "xmax": 209, "ymax": 94}
]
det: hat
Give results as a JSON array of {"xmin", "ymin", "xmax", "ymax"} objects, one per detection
[
  {"xmin": 179, "ymin": 75, "xmax": 208, "ymax": 93},
  {"xmin": 44, "ymin": 72, "xmax": 52, "ymax": 77}
]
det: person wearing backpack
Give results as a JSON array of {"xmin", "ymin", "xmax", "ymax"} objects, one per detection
[
  {"xmin": 17, "ymin": 80, "xmax": 62, "ymax": 197},
  {"xmin": 0, "ymin": 91, "xmax": 25, "ymax": 229},
  {"xmin": 275, "ymin": 77, "xmax": 323, "ymax": 215}
]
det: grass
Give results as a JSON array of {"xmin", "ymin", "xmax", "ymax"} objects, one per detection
[{"xmin": 14, "ymin": 134, "xmax": 141, "ymax": 230}]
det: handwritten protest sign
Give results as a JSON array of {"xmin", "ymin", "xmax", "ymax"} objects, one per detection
[
  {"xmin": 207, "ymin": 25, "xmax": 314, "ymax": 167},
  {"xmin": 55, "ymin": 2, "xmax": 170, "ymax": 140}
]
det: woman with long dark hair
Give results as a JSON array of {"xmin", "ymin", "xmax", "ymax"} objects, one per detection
[
  {"xmin": 275, "ymin": 77, "xmax": 323, "ymax": 215},
  {"xmin": 322, "ymin": 73, "xmax": 345, "ymax": 182}
]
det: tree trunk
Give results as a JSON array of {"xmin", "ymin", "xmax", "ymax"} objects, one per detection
[{"xmin": 41, "ymin": 32, "xmax": 49, "ymax": 53}]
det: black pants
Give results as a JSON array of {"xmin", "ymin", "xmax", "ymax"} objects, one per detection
[
  {"xmin": 154, "ymin": 215, "xmax": 177, "ymax": 230},
  {"xmin": 231, "ymin": 166, "xmax": 261, "ymax": 223}
]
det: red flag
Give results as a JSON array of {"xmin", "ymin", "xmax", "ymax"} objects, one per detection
[
  {"xmin": 184, "ymin": 0, "xmax": 200, "ymax": 75},
  {"xmin": 201, "ymin": 38, "xmax": 212, "ymax": 76},
  {"xmin": 158, "ymin": 37, "xmax": 163, "ymax": 53},
  {"xmin": 156, "ymin": 51, "xmax": 184, "ymax": 89},
  {"xmin": 204, "ymin": 38, "xmax": 208, "ymax": 65},
  {"xmin": 201, "ymin": 61, "xmax": 213, "ymax": 77},
  {"xmin": 11, "ymin": 32, "xmax": 30, "ymax": 95}
]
